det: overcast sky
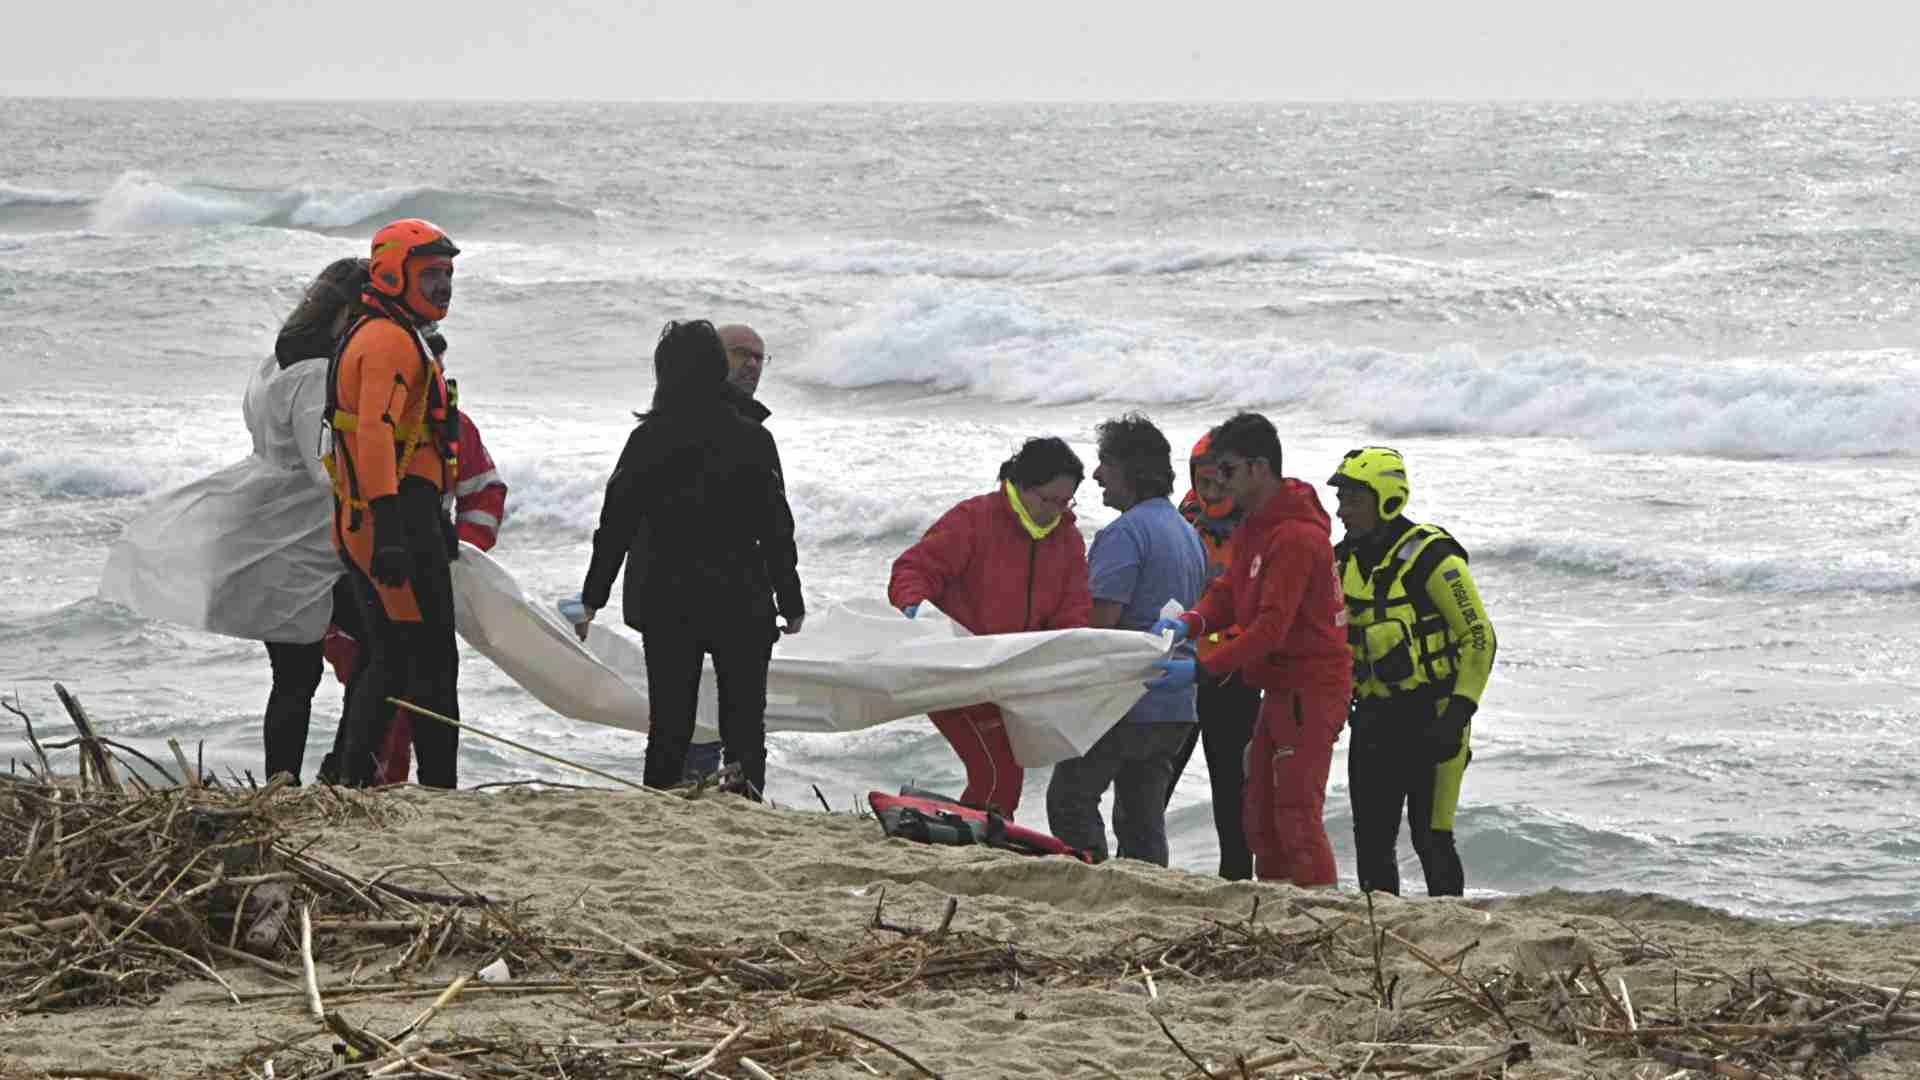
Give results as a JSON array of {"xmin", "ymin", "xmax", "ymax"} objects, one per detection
[{"xmin": 6, "ymin": 1, "xmax": 1920, "ymax": 102}]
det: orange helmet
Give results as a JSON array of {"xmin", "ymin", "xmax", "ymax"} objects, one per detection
[
  {"xmin": 368, "ymin": 218, "xmax": 459, "ymax": 321},
  {"xmin": 1187, "ymin": 431, "xmax": 1235, "ymax": 517},
  {"xmin": 1189, "ymin": 432, "xmax": 1217, "ymax": 478}
]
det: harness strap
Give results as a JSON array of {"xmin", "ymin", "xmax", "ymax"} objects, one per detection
[
  {"xmin": 323, "ymin": 316, "xmax": 371, "ymax": 532},
  {"xmin": 323, "ymin": 311, "xmax": 449, "ymax": 529},
  {"xmin": 329, "ymin": 410, "xmax": 429, "ymax": 441}
]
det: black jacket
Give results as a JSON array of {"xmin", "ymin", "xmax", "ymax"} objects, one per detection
[{"xmin": 582, "ymin": 392, "xmax": 802, "ymax": 630}]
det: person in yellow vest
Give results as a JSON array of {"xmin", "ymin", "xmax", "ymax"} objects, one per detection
[
  {"xmin": 321, "ymin": 218, "xmax": 463, "ymax": 788},
  {"xmin": 1328, "ymin": 447, "xmax": 1496, "ymax": 896}
]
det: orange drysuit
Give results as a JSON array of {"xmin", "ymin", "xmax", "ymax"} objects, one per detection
[{"xmin": 329, "ymin": 316, "xmax": 452, "ymax": 621}]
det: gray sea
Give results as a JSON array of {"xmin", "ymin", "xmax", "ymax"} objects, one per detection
[{"xmin": 2, "ymin": 98, "xmax": 1918, "ymax": 920}]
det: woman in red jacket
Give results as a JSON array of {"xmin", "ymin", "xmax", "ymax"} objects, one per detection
[{"xmin": 888, "ymin": 437, "xmax": 1092, "ymax": 818}]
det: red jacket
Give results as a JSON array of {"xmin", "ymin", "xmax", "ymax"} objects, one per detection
[
  {"xmin": 1181, "ymin": 479, "xmax": 1350, "ymax": 693},
  {"xmin": 452, "ymin": 415, "xmax": 508, "ymax": 551},
  {"xmin": 889, "ymin": 490, "xmax": 1091, "ymax": 636}
]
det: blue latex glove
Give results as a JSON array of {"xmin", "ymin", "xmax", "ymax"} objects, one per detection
[
  {"xmin": 1150, "ymin": 615, "xmax": 1190, "ymax": 645},
  {"xmin": 1145, "ymin": 657, "xmax": 1198, "ymax": 691},
  {"xmin": 558, "ymin": 594, "xmax": 596, "ymax": 641},
  {"xmin": 901, "ymin": 602, "xmax": 920, "ymax": 619}
]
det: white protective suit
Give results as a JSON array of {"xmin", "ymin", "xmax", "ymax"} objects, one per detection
[{"xmin": 99, "ymin": 354, "xmax": 338, "ymax": 643}]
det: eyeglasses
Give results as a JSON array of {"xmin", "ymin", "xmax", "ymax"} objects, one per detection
[{"xmin": 727, "ymin": 345, "xmax": 770, "ymax": 364}]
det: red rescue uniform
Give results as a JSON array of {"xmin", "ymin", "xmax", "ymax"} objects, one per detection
[
  {"xmin": 889, "ymin": 488, "xmax": 1092, "ymax": 817},
  {"xmin": 1179, "ymin": 479, "xmax": 1352, "ymax": 886}
]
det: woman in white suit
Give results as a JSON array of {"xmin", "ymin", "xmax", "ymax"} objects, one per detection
[{"xmin": 100, "ymin": 258, "xmax": 367, "ymax": 782}]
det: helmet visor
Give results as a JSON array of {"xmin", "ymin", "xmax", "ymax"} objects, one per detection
[{"xmin": 412, "ymin": 234, "xmax": 460, "ymax": 259}]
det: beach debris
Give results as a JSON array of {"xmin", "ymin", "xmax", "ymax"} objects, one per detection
[
  {"xmin": 242, "ymin": 881, "xmax": 293, "ymax": 952},
  {"xmin": 4, "ymin": 772, "xmax": 1911, "ymax": 1080},
  {"xmin": 388, "ymin": 697, "xmax": 659, "ymax": 796},
  {"xmin": 1510, "ymin": 931, "xmax": 1596, "ymax": 979},
  {"xmin": 6, "ymin": 688, "xmax": 1916, "ymax": 1078},
  {"xmin": 0, "ymin": 764, "xmax": 392, "ymax": 1014}
]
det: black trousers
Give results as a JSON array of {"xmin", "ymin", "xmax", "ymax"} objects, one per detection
[
  {"xmin": 332, "ymin": 484, "xmax": 460, "ymax": 788},
  {"xmin": 1348, "ymin": 701, "xmax": 1465, "ymax": 897},
  {"xmin": 1166, "ymin": 673, "xmax": 1263, "ymax": 881},
  {"xmin": 640, "ymin": 610, "xmax": 775, "ymax": 798},
  {"xmin": 263, "ymin": 575, "xmax": 360, "ymax": 783},
  {"xmin": 262, "ymin": 639, "xmax": 323, "ymax": 782}
]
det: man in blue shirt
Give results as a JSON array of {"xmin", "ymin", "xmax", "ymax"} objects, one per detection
[{"xmin": 1045, "ymin": 414, "xmax": 1208, "ymax": 865}]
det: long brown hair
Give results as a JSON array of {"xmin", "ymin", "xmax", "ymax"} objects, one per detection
[{"xmin": 275, "ymin": 257, "xmax": 371, "ymax": 367}]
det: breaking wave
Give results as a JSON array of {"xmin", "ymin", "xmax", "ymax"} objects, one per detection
[
  {"xmin": 789, "ymin": 283, "xmax": 1920, "ymax": 460},
  {"xmin": 1481, "ymin": 538, "xmax": 1920, "ymax": 595},
  {"xmin": 56, "ymin": 173, "xmax": 598, "ymax": 236}
]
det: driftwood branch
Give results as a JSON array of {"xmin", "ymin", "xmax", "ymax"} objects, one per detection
[{"xmin": 54, "ymin": 683, "xmax": 120, "ymax": 793}]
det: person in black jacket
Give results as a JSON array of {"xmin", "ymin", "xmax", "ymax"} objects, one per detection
[
  {"xmin": 678, "ymin": 322, "xmax": 800, "ymax": 780},
  {"xmin": 574, "ymin": 319, "xmax": 804, "ymax": 798}
]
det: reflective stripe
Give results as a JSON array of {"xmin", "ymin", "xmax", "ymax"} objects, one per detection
[
  {"xmin": 457, "ymin": 510, "xmax": 500, "ymax": 530},
  {"xmin": 331, "ymin": 409, "xmax": 426, "ymax": 440},
  {"xmin": 454, "ymin": 469, "xmax": 500, "ymax": 498}
]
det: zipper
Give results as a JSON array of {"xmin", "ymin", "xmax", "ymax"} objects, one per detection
[{"xmin": 1023, "ymin": 542, "xmax": 1038, "ymax": 630}]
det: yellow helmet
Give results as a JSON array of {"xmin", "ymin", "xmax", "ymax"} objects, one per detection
[{"xmin": 1328, "ymin": 446, "xmax": 1410, "ymax": 520}]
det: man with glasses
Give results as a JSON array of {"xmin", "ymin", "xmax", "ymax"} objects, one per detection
[
  {"xmin": 720, "ymin": 324, "xmax": 769, "ymax": 399},
  {"xmin": 671, "ymin": 323, "xmax": 798, "ymax": 783},
  {"xmin": 1045, "ymin": 414, "xmax": 1207, "ymax": 866},
  {"xmin": 1147, "ymin": 413, "xmax": 1351, "ymax": 888}
]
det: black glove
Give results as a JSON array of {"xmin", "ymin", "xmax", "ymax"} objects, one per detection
[
  {"xmin": 442, "ymin": 513, "xmax": 460, "ymax": 560},
  {"xmin": 368, "ymin": 496, "xmax": 411, "ymax": 588},
  {"xmin": 1426, "ymin": 697, "xmax": 1475, "ymax": 764}
]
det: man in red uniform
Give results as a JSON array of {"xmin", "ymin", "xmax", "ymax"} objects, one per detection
[
  {"xmin": 1164, "ymin": 432, "xmax": 1264, "ymax": 880},
  {"xmin": 1148, "ymin": 413, "xmax": 1351, "ymax": 887}
]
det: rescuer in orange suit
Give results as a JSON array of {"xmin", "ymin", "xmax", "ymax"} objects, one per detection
[{"xmin": 320, "ymin": 218, "xmax": 464, "ymax": 789}]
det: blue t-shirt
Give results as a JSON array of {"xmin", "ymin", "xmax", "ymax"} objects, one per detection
[{"xmin": 1088, "ymin": 496, "xmax": 1208, "ymax": 725}]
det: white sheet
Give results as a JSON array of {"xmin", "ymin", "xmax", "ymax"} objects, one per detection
[{"xmin": 449, "ymin": 544, "xmax": 1169, "ymax": 767}]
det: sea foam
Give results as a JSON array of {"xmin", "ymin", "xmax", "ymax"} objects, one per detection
[
  {"xmin": 791, "ymin": 283, "xmax": 1920, "ymax": 460},
  {"xmin": 743, "ymin": 237, "xmax": 1343, "ymax": 283}
]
